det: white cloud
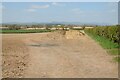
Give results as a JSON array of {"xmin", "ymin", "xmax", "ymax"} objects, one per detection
[
  {"xmin": 27, "ymin": 9, "xmax": 36, "ymax": 12},
  {"xmin": 26, "ymin": 4, "xmax": 50, "ymax": 12},
  {"xmin": 27, "ymin": 2, "xmax": 64, "ymax": 12},
  {"xmin": 31, "ymin": 5, "xmax": 50, "ymax": 9},
  {"xmin": 52, "ymin": 2, "xmax": 57, "ymax": 5},
  {"xmin": 72, "ymin": 8, "xmax": 80, "ymax": 11},
  {"xmin": 51, "ymin": 2, "xmax": 65, "ymax": 6},
  {"xmin": 71, "ymin": 8, "xmax": 83, "ymax": 14}
]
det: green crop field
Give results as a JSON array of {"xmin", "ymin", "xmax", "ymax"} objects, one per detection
[{"xmin": 0, "ymin": 29, "xmax": 52, "ymax": 34}]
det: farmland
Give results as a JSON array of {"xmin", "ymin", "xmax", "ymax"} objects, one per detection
[
  {"xmin": 2, "ymin": 2, "xmax": 119, "ymax": 78},
  {"xmin": 0, "ymin": 29, "xmax": 52, "ymax": 33},
  {"xmin": 2, "ymin": 27, "xmax": 119, "ymax": 78}
]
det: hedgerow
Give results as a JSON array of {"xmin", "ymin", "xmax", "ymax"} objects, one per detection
[{"xmin": 84, "ymin": 25, "xmax": 120, "ymax": 43}]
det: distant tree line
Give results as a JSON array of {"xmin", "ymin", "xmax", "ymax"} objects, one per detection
[
  {"xmin": 2, "ymin": 23, "xmax": 112, "ymax": 30},
  {"xmin": 2, "ymin": 24, "xmax": 85, "ymax": 30}
]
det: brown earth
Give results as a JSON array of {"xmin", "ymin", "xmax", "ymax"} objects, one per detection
[
  {"xmin": 2, "ymin": 34, "xmax": 29, "ymax": 78},
  {"xmin": 2, "ymin": 30, "xmax": 118, "ymax": 78}
]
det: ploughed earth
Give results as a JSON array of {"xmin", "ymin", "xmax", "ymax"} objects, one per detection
[{"xmin": 2, "ymin": 30, "xmax": 118, "ymax": 78}]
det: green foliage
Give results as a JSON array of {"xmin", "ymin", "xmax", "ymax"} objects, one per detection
[
  {"xmin": 86, "ymin": 32, "xmax": 119, "ymax": 49},
  {"xmin": 0, "ymin": 29, "xmax": 52, "ymax": 34},
  {"xmin": 85, "ymin": 26, "xmax": 120, "ymax": 43},
  {"xmin": 108, "ymin": 49, "xmax": 119, "ymax": 55},
  {"xmin": 85, "ymin": 25, "xmax": 120, "ymax": 62},
  {"xmin": 113, "ymin": 57, "xmax": 120, "ymax": 62},
  {"xmin": 72, "ymin": 28, "xmax": 83, "ymax": 30}
]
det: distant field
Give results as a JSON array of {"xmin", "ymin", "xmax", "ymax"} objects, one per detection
[{"xmin": 0, "ymin": 29, "xmax": 52, "ymax": 33}]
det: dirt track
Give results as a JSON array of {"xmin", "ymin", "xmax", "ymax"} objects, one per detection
[{"xmin": 2, "ymin": 31, "xmax": 118, "ymax": 78}]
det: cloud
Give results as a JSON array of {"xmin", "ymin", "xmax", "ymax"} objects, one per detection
[
  {"xmin": 51, "ymin": 2, "xmax": 65, "ymax": 7},
  {"xmin": 71, "ymin": 8, "xmax": 83, "ymax": 14},
  {"xmin": 27, "ymin": 4, "xmax": 50, "ymax": 12},
  {"xmin": 27, "ymin": 9, "xmax": 36, "ymax": 12},
  {"xmin": 72, "ymin": 8, "xmax": 80, "ymax": 11},
  {"xmin": 31, "ymin": 5, "xmax": 50, "ymax": 9},
  {"xmin": 52, "ymin": 2, "xmax": 58, "ymax": 5},
  {"xmin": 27, "ymin": 2, "xmax": 64, "ymax": 12}
]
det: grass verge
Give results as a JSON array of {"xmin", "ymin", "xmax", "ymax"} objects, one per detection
[{"xmin": 85, "ymin": 32, "xmax": 119, "ymax": 62}]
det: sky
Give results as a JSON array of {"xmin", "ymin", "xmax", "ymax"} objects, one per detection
[{"xmin": 1, "ymin": 2, "xmax": 118, "ymax": 25}]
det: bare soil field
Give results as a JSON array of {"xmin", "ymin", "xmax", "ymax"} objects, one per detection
[
  {"xmin": 2, "ymin": 30, "xmax": 118, "ymax": 78},
  {"xmin": 2, "ymin": 34, "xmax": 29, "ymax": 78}
]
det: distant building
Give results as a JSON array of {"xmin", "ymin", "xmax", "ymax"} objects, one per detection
[
  {"xmin": 73, "ymin": 26, "xmax": 83, "ymax": 29},
  {"xmin": 50, "ymin": 27, "xmax": 57, "ymax": 30},
  {"xmin": 85, "ymin": 27, "xmax": 94, "ymax": 29},
  {"xmin": 0, "ymin": 27, "xmax": 9, "ymax": 30},
  {"xmin": 57, "ymin": 25, "xmax": 61, "ymax": 27},
  {"xmin": 25, "ymin": 27, "xmax": 46, "ymax": 30},
  {"xmin": 64, "ymin": 27, "xmax": 70, "ymax": 30}
]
